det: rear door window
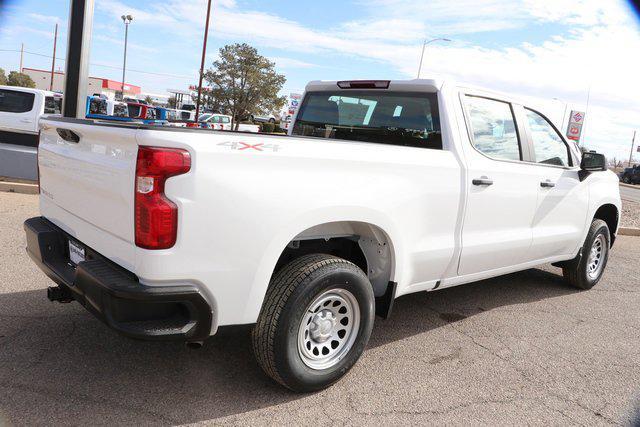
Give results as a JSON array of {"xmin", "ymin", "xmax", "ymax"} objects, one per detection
[
  {"xmin": 465, "ymin": 96, "xmax": 521, "ymax": 161},
  {"xmin": 292, "ymin": 91, "xmax": 442, "ymax": 149},
  {"xmin": 525, "ymin": 109, "xmax": 571, "ymax": 167},
  {"xmin": 0, "ymin": 89, "xmax": 35, "ymax": 113}
]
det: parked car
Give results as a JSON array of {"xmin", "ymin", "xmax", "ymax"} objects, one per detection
[
  {"xmin": 0, "ymin": 85, "xmax": 61, "ymax": 147},
  {"xmin": 619, "ymin": 165, "xmax": 640, "ymax": 184},
  {"xmin": 199, "ymin": 113, "xmax": 233, "ymax": 130},
  {"xmin": 249, "ymin": 112, "xmax": 277, "ymax": 123},
  {"xmin": 26, "ymin": 78, "xmax": 620, "ymax": 392}
]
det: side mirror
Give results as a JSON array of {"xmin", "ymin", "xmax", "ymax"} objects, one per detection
[{"xmin": 580, "ymin": 152, "xmax": 607, "ymax": 172}]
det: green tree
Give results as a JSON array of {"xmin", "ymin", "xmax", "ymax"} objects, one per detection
[
  {"xmin": 7, "ymin": 71, "xmax": 36, "ymax": 88},
  {"xmin": 0, "ymin": 68, "xmax": 7, "ymax": 85},
  {"xmin": 144, "ymin": 95, "xmax": 153, "ymax": 105},
  {"xmin": 167, "ymin": 96, "xmax": 178, "ymax": 108},
  {"xmin": 204, "ymin": 43, "xmax": 286, "ymax": 130}
]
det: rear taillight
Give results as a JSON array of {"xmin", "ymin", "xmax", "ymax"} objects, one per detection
[{"xmin": 135, "ymin": 146, "xmax": 191, "ymax": 249}]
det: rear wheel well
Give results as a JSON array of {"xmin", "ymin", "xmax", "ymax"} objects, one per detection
[
  {"xmin": 274, "ymin": 237, "xmax": 367, "ymax": 278},
  {"xmin": 593, "ymin": 204, "xmax": 618, "ymax": 246},
  {"xmin": 272, "ymin": 222, "xmax": 394, "ymax": 298}
]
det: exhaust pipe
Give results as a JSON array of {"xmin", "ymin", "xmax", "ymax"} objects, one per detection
[
  {"xmin": 186, "ymin": 341, "xmax": 203, "ymax": 350},
  {"xmin": 47, "ymin": 286, "xmax": 74, "ymax": 303}
]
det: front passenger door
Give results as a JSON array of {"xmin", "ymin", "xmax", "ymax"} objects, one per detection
[{"xmin": 523, "ymin": 108, "xmax": 589, "ymax": 260}]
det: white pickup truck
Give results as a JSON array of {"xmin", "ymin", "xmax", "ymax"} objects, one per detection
[
  {"xmin": 0, "ymin": 86, "xmax": 62, "ymax": 180},
  {"xmin": 25, "ymin": 79, "xmax": 620, "ymax": 392}
]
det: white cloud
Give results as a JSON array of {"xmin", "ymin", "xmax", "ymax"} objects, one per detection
[
  {"xmin": 269, "ymin": 57, "xmax": 318, "ymax": 69},
  {"xmin": 27, "ymin": 13, "xmax": 64, "ymax": 25}
]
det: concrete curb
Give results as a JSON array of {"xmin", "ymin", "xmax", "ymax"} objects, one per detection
[
  {"xmin": 0, "ymin": 181, "xmax": 39, "ymax": 195},
  {"xmin": 619, "ymin": 227, "xmax": 640, "ymax": 237},
  {"xmin": 620, "ymin": 182, "xmax": 639, "ymax": 189}
]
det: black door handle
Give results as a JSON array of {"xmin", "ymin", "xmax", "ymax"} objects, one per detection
[
  {"xmin": 540, "ymin": 180, "xmax": 555, "ymax": 188},
  {"xmin": 56, "ymin": 128, "xmax": 80, "ymax": 143},
  {"xmin": 472, "ymin": 177, "xmax": 493, "ymax": 186}
]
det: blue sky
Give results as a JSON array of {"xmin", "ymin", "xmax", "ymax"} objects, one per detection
[{"xmin": 1, "ymin": 0, "xmax": 639, "ymax": 161}]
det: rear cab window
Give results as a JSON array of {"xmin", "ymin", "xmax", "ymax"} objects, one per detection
[
  {"xmin": 292, "ymin": 91, "xmax": 442, "ymax": 149},
  {"xmin": 0, "ymin": 89, "xmax": 35, "ymax": 113}
]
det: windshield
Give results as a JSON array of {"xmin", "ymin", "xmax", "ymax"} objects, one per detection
[
  {"xmin": 199, "ymin": 113, "xmax": 212, "ymax": 122},
  {"xmin": 292, "ymin": 91, "xmax": 441, "ymax": 149}
]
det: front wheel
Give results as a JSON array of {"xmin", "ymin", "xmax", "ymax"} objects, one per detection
[
  {"xmin": 252, "ymin": 254, "xmax": 375, "ymax": 392},
  {"xmin": 563, "ymin": 219, "xmax": 610, "ymax": 290}
]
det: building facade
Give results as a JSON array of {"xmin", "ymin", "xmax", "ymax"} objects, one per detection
[{"xmin": 22, "ymin": 68, "xmax": 141, "ymax": 99}]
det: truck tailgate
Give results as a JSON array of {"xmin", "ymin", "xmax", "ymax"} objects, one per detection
[{"xmin": 38, "ymin": 119, "xmax": 138, "ymax": 261}]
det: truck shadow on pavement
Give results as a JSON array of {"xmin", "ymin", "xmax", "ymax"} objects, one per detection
[{"xmin": 0, "ymin": 267, "xmax": 578, "ymax": 425}]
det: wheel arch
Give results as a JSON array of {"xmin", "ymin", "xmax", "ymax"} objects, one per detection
[
  {"xmin": 242, "ymin": 215, "xmax": 401, "ymax": 324},
  {"xmin": 593, "ymin": 203, "xmax": 619, "ymax": 246}
]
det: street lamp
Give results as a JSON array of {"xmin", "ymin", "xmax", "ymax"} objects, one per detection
[
  {"xmin": 120, "ymin": 14, "xmax": 133, "ymax": 100},
  {"xmin": 417, "ymin": 38, "xmax": 451, "ymax": 79}
]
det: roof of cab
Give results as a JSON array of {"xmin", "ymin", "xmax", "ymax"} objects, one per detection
[
  {"xmin": 0, "ymin": 85, "xmax": 58, "ymax": 97},
  {"xmin": 305, "ymin": 78, "xmax": 443, "ymax": 93}
]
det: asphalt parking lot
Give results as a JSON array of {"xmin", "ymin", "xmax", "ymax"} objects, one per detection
[{"xmin": 1, "ymin": 191, "xmax": 639, "ymax": 426}]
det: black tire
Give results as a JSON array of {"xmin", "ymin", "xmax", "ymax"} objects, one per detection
[
  {"xmin": 563, "ymin": 219, "xmax": 610, "ymax": 290},
  {"xmin": 249, "ymin": 115, "xmax": 255, "ymax": 123},
  {"xmin": 268, "ymin": 118, "xmax": 276, "ymax": 124},
  {"xmin": 252, "ymin": 254, "xmax": 375, "ymax": 392}
]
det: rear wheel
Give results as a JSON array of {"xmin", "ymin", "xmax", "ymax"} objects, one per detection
[
  {"xmin": 268, "ymin": 118, "xmax": 276, "ymax": 124},
  {"xmin": 563, "ymin": 219, "xmax": 610, "ymax": 290},
  {"xmin": 252, "ymin": 254, "xmax": 375, "ymax": 392}
]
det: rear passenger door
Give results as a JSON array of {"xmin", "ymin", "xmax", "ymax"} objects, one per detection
[
  {"xmin": 458, "ymin": 94, "xmax": 542, "ymax": 276},
  {"xmin": 521, "ymin": 108, "xmax": 589, "ymax": 259}
]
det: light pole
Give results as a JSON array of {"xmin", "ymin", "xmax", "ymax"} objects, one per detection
[
  {"xmin": 195, "ymin": 0, "xmax": 213, "ymax": 123},
  {"xmin": 120, "ymin": 14, "xmax": 133, "ymax": 100},
  {"xmin": 417, "ymin": 38, "xmax": 450, "ymax": 79}
]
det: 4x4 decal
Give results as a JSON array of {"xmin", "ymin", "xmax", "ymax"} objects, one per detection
[{"xmin": 217, "ymin": 141, "xmax": 280, "ymax": 152}]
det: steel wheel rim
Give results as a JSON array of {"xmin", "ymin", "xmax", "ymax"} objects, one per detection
[
  {"xmin": 586, "ymin": 234, "xmax": 607, "ymax": 280},
  {"xmin": 297, "ymin": 288, "xmax": 360, "ymax": 370}
]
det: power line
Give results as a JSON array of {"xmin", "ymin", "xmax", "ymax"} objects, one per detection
[{"xmin": 0, "ymin": 48, "xmax": 194, "ymax": 80}]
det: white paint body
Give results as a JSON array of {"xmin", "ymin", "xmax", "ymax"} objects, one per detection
[
  {"xmin": 0, "ymin": 85, "xmax": 57, "ymax": 134},
  {"xmin": 36, "ymin": 79, "xmax": 621, "ymax": 334}
]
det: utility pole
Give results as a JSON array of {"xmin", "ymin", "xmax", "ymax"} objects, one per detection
[
  {"xmin": 50, "ymin": 23, "xmax": 58, "ymax": 91},
  {"xmin": 120, "ymin": 14, "xmax": 133, "ymax": 100},
  {"xmin": 19, "ymin": 43, "xmax": 24, "ymax": 72},
  {"xmin": 630, "ymin": 130, "xmax": 637, "ymax": 167},
  {"xmin": 195, "ymin": 0, "xmax": 213, "ymax": 123}
]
